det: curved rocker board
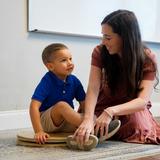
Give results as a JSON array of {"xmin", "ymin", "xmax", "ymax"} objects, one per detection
[
  {"xmin": 17, "ymin": 131, "xmax": 73, "ymax": 147},
  {"xmin": 16, "ymin": 139, "xmax": 66, "ymax": 147}
]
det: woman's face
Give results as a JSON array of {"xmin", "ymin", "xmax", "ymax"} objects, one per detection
[{"xmin": 101, "ymin": 24, "xmax": 123, "ymax": 55}]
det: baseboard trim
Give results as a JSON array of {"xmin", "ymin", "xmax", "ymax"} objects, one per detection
[
  {"xmin": 0, "ymin": 109, "xmax": 32, "ymax": 131},
  {"xmin": 0, "ymin": 102, "xmax": 159, "ymax": 131}
]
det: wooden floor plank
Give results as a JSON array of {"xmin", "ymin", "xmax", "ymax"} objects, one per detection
[{"xmin": 135, "ymin": 154, "xmax": 160, "ymax": 160}]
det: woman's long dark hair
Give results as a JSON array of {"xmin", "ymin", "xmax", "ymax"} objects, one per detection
[{"xmin": 101, "ymin": 10, "xmax": 159, "ymax": 98}]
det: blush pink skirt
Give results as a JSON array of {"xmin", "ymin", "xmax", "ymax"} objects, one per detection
[{"xmin": 113, "ymin": 107, "xmax": 160, "ymax": 144}]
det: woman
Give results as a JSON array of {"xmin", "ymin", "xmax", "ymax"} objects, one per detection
[{"xmin": 74, "ymin": 10, "xmax": 160, "ymax": 145}]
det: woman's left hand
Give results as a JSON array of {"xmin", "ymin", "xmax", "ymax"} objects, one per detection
[{"xmin": 94, "ymin": 111, "xmax": 112, "ymax": 139}]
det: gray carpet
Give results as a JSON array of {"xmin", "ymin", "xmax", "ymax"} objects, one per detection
[{"xmin": 0, "ymin": 128, "xmax": 160, "ymax": 160}]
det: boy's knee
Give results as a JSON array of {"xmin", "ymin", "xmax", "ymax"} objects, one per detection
[{"xmin": 54, "ymin": 101, "xmax": 70, "ymax": 108}]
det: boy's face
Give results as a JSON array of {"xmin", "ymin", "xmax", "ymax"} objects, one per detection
[{"xmin": 46, "ymin": 49, "xmax": 74, "ymax": 80}]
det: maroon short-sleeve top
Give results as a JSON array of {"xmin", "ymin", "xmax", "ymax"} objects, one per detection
[{"xmin": 91, "ymin": 45, "xmax": 156, "ymax": 116}]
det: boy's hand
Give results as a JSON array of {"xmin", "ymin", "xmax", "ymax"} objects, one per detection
[{"xmin": 34, "ymin": 131, "xmax": 50, "ymax": 144}]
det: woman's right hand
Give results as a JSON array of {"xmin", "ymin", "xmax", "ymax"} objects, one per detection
[
  {"xmin": 73, "ymin": 118, "xmax": 94, "ymax": 146},
  {"xmin": 34, "ymin": 131, "xmax": 50, "ymax": 144}
]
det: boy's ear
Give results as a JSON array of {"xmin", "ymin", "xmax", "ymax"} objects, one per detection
[{"xmin": 45, "ymin": 62, "xmax": 54, "ymax": 71}]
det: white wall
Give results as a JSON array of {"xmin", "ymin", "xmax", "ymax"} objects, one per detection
[
  {"xmin": 0, "ymin": 0, "xmax": 159, "ymax": 116},
  {"xmin": 0, "ymin": 0, "xmax": 100, "ymax": 111}
]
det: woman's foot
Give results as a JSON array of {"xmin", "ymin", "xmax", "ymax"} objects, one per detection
[{"xmin": 98, "ymin": 119, "xmax": 121, "ymax": 142}]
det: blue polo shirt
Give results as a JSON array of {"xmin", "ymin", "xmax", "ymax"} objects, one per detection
[{"xmin": 32, "ymin": 71, "xmax": 85, "ymax": 112}]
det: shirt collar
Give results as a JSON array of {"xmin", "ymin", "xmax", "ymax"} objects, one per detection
[{"xmin": 48, "ymin": 71, "xmax": 71, "ymax": 86}]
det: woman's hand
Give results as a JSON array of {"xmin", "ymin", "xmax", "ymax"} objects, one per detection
[
  {"xmin": 94, "ymin": 111, "xmax": 112, "ymax": 139},
  {"xmin": 34, "ymin": 131, "xmax": 50, "ymax": 144},
  {"xmin": 73, "ymin": 118, "xmax": 94, "ymax": 146}
]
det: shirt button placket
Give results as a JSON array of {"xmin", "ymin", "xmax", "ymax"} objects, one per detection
[
  {"xmin": 63, "ymin": 90, "xmax": 66, "ymax": 94},
  {"xmin": 63, "ymin": 82, "xmax": 66, "ymax": 94}
]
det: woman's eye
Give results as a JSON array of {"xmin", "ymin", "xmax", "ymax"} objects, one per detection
[{"xmin": 102, "ymin": 35, "xmax": 111, "ymax": 40}]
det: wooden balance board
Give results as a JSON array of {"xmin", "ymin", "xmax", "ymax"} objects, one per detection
[{"xmin": 17, "ymin": 131, "xmax": 73, "ymax": 147}]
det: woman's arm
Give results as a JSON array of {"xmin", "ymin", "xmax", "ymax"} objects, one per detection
[
  {"xmin": 95, "ymin": 79, "xmax": 154, "ymax": 138},
  {"xmin": 111, "ymin": 48, "xmax": 157, "ymax": 116},
  {"xmin": 107, "ymin": 47, "xmax": 157, "ymax": 116},
  {"xmin": 84, "ymin": 65, "xmax": 102, "ymax": 120},
  {"xmin": 106, "ymin": 79, "xmax": 154, "ymax": 117},
  {"xmin": 74, "ymin": 65, "xmax": 102, "ymax": 143}
]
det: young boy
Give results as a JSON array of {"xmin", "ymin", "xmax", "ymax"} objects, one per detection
[{"xmin": 29, "ymin": 43, "xmax": 98, "ymax": 150}]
